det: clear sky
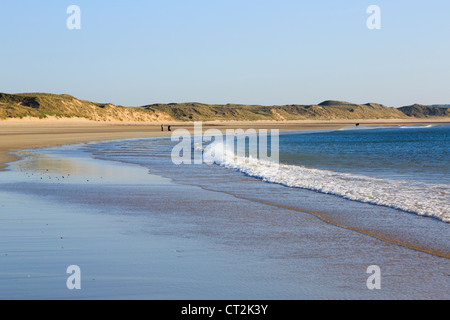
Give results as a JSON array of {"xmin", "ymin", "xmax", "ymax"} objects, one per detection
[{"xmin": 1, "ymin": 0, "xmax": 449, "ymax": 107}]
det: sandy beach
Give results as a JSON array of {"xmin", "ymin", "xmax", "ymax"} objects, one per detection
[
  {"xmin": 1, "ymin": 120, "xmax": 448, "ymax": 299},
  {"xmin": 2, "ymin": 118, "xmax": 449, "ymax": 170}
]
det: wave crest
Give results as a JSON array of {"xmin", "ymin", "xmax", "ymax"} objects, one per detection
[{"xmin": 203, "ymin": 141, "xmax": 450, "ymax": 223}]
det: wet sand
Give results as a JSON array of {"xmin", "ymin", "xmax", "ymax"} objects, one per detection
[{"xmin": 1, "ymin": 144, "xmax": 448, "ymax": 299}]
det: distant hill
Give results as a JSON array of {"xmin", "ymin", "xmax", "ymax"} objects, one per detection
[
  {"xmin": 0, "ymin": 93, "xmax": 170, "ymax": 122},
  {"xmin": 142, "ymin": 100, "xmax": 409, "ymax": 121},
  {"xmin": 431, "ymin": 104, "xmax": 450, "ymax": 108},
  {"xmin": 398, "ymin": 104, "xmax": 450, "ymax": 118},
  {"xmin": 1, "ymin": 92, "xmax": 448, "ymax": 121}
]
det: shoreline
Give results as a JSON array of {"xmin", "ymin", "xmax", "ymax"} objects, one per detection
[
  {"xmin": 2, "ymin": 139, "xmax": 448, "ymax": 299},
  {"xmin": 1, "ymin": 118, "xmax": 449, "ymax": 171},
  {"xmin": 1, "ymin": 120, "xmax": 449, "ymax": 299}
]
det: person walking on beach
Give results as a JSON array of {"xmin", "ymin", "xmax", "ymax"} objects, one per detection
[
  {"xmin": 168, "ymin": 125, "xmax": 171, "ymax": 132},
  {"xmin": 161, "ymin": 124, "xmax": 164, "ymax": 131}
]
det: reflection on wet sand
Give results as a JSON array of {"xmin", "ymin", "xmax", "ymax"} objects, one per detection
[{"xmin": 0, "ymin": 142, "xmax": 448, "ymax": 299}]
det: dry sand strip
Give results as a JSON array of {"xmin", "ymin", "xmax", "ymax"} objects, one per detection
[{"xmin": 1, "ymin": 118, "xmax": 449, "ymax": 170}]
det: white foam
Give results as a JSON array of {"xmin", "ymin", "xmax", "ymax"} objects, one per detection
[
  {"xmin": 337, "ymin": 125, "xmax": 435, "ymax": 131},
  {"xmin": 337, "ymin": 125, "xmax": 393, "ymax": 131},
  {"xmin": 398, "ymin": 125, "xmax": 434, "ymax": 129},
  {"xmin": 203, "ymin": 142, "xmax": 450, "ymax": 223}
]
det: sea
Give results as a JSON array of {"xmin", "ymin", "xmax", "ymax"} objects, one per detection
[
  {"xmin": 83, "ymin": 124, "xmax": 449, "ymax": 223},
  {"xmin": 202, "ymin": 124, "xmax": 450, "ymax": 223}
]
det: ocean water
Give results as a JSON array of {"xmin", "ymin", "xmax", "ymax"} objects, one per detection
[
  {"xmin": 203, "ymin": 124, "xmax": 450, "ymax": 223},
  {"xmin": 71, "ymin": 124, "xmax": 450, "ymax": 225},
  {"xmin": 279, "ymin": 125, "xmax": 449, "ymax": 184},
  {"xmin": 75, "ymin": 124, "xmax": 449, "ymax": 257}
]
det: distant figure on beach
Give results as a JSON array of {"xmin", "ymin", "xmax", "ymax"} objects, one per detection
[
  {"xmin": 168, "ymin": 125, "xmax": 171, "ymax": 132},
  {"xmin": 161, "ymin": 124, "xmax": 164, "ymax": 131},
  {"xmin": 355, "ymin": 123, "xmax": 360, "ymax": 127}
]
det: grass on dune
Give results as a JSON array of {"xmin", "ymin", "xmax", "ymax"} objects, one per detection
[{"xmin": 1, "ymin": 92, "xmax": 448, "ymax": 121}]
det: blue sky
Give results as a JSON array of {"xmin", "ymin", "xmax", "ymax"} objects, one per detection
[{"xmin": 1, "ymin": 0, "xmax": 449, "ymax": 107}]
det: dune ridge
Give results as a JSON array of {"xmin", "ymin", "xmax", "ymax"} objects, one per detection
[{"xmin": 2, "ymin": 92, "xmax": 448, "ymax": 122}]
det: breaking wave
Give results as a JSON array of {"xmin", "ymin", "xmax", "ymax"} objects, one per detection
[{"xmin": 202, "ymin": 141, "xmax": 450, "ymax": 223}]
